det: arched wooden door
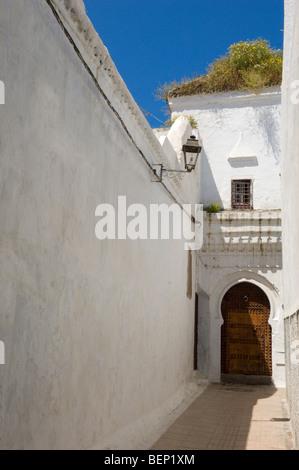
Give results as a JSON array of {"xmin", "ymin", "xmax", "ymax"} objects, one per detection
[{"xmin": 221, "ymin": 282, "xmax": 272, "ymax": 376}]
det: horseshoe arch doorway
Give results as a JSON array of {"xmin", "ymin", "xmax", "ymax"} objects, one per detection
[{"xmin": 221, "ymin": 282, "xmax": 272, "ymax": 377}]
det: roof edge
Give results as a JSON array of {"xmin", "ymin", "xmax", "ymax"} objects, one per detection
[
  {"xmin": 169, "ymin": 86, "xmax": 282, "ymax": 111},
  {"xmin": 50, "ymin": 1, "xmax": 170, "ymax": 169}
]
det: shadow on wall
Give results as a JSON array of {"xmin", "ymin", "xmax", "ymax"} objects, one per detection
[
  {"xmin": 200, "ymin": 149, "xmax": 223, "ymax": 207},
  {"xmin": 255, "ymin": 106, "xmax": 280, "ymax": 165}
]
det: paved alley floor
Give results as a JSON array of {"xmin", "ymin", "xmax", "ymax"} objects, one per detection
[{"xmin": 151, "ymin": 383, "xmax": 295, "ymax": 450}]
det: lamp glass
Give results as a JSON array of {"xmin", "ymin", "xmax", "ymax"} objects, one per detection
[{"xmin": 183, "ymin": 136, "xmax": 201, "ymax": 172}]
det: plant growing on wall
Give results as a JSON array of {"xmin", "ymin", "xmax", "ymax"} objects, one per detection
[
  {"xmin": 156, "ymin": 39, "xmax": 282, "ymax": 101},
  {"xmin": 154, "ymin": 78, "xmax": 195, "ymax": 127},
  {"xmin": 204, "ymin": 202, "xmax": 222, "ymax": 213},
  {"xmin": 165, "ymin": 114, "xmax": 198, "ymax": 129}
]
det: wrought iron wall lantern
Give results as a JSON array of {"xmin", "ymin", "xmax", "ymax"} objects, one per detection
[
  {"xmin": 183, "ymin": 135, "xmax": 202, "ymax": 172},
  {"xmin": 152, "ymin": 136, "xmax": 202, "ymax": 182}
]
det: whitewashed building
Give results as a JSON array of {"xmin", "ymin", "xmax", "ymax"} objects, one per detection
[{"xmin": 167, "ymin": 87, "xmax": 285, "ymax": 387}]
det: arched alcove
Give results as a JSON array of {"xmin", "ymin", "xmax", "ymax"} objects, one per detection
[
  {"xmin": 221, "ymin": 282, "xmax": 271, "ymax": 377},
  {"xmin": 208, "ymin": 271, "xmax": 283, "ymax": 384}
]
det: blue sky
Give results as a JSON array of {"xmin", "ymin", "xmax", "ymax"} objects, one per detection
[{"xmin": 83, "ymin": 0, "xmax": 284, "ymax": 128}]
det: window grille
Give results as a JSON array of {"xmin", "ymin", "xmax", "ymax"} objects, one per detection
[{"xmin": 231, "ymin": 179, "xmax": 252, "ymax": 209}]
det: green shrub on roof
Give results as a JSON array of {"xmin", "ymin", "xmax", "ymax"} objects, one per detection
[{"xmin": 164, "ymin": 39, "xmax": 282, "ymax": 98}]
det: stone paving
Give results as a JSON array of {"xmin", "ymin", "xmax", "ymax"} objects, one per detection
[{"xmin": 151, "ymin": 383, "xmax": 295, "ymax": 450}]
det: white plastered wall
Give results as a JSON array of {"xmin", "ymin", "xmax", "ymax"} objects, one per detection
[
  {"xmin": 0, "ymin": 0, "xmax": 202, "ymax": 450},
  {"xmin": 170, "ymin": 89, "xmax": 284, "ymax": 387},
  {"xmin": 170, "ymin": 89, "xmax": 282, "ymax": 211}
]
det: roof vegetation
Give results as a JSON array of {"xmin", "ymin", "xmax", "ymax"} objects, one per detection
[{"xmin": 155, "ymin": 39, "xmax": 282, "ymax": 102}]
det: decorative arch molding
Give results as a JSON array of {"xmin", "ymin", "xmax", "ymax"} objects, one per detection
[
  {"xmin": 210, "ymin": 270, "xmax": 281, "ymax": 326},
  {"xmin": 208, "ymin": 270, "xmax": 283, "ymax": 382}
]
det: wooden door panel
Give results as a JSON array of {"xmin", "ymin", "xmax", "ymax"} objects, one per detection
[{"xmin": 221, "ymin": 283, "xmax": 271, "ymax": 376}]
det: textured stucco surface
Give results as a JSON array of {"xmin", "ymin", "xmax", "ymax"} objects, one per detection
[
  {"xmin": 170, "ymin": 89, "xmax": 282, "ymax": 211},
  {"xmin": 0, "ymin": 0, "xmax": 200, "ymax": 449},
  {"xmin": 170, "ymin": 90, "xmax": 285, "ymax": 388},
  {"xmin": 281, "ymin": 0, "xmax": 299, "ymax": 449}
]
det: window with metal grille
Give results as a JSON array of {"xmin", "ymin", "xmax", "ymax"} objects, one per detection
[{"xmin": 231, "ymin": 179, "xmax": 252, "ymax": 209}]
